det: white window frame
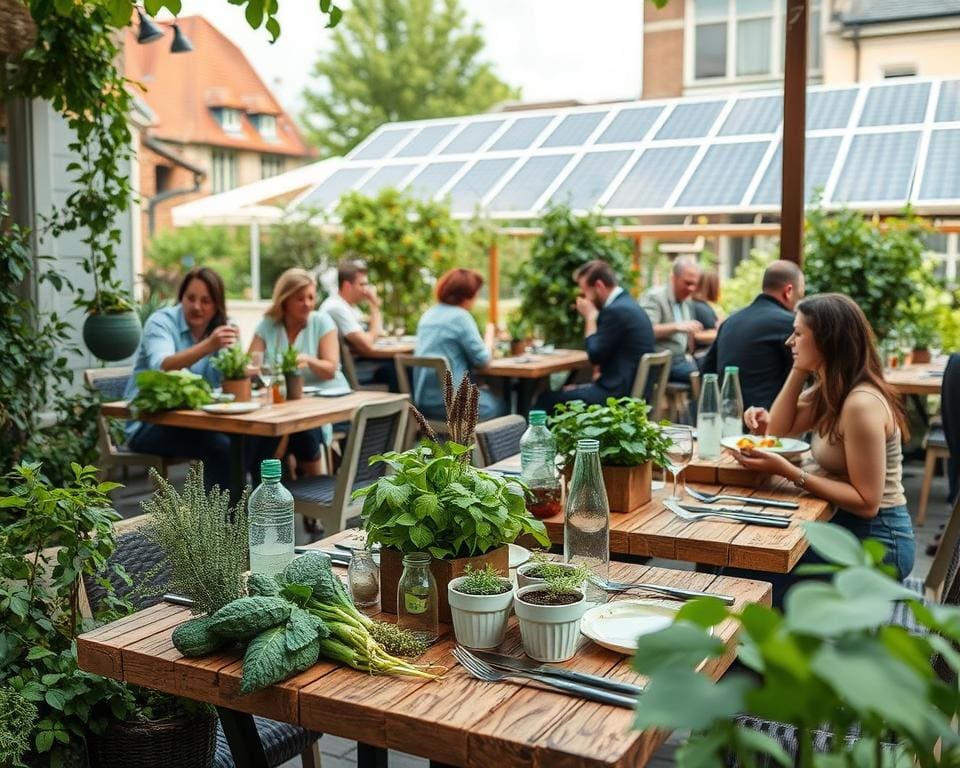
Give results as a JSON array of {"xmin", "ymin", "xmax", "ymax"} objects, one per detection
[
  {"xmin": 684, "ymin": 0, "xmax": 822, "ymax": 89},
  {"xmin": 216, "ymin": 108, "xmax": 243, "ymax": 135},
  {"xmin": 211, "ymin": 149, "xmax": 237, "ymax": 193},
  {"xmin": 261, "ymin": 154, "xmax": 283, "ymax": 179},
  {"xmin": 254, "ymin": 114, "xmax": 278, "ymax": 140}
]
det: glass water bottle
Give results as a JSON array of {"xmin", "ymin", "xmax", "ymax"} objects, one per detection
[
  {"xmin": 397, "ymin": 552, "xmax": 438, "ymax": 643},
  {"xmin": 520, "ymin": 410, "xmax": 561, "ymax": 519},
  {"xmin": 697, "ymin": 373, "xmax": 722, "ymax": 459},
  {"xmin": 248, "ymin": 459, "xmax": 295, "ymax": 576},
  {"xmin": 347, "ymin": 549, "xmax": 380, "ymax": 611},
  {"xmin": 563, "ymin": 439, "xmax": 609, "ymax": 598},
  {"xmin": 720, "ymin": 365, "xmax": 744, "ymax": 438}
]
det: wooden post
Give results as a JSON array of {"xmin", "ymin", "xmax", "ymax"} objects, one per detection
[
  {"xmin": 488, "ymin": 241, "xmax": 499, "ymax": 326},
  {"xmin": 632, "ymin": 235, "xmax": 643, "ymax": 296},
  {"xmin": 780, "ymin": 0, "xmax": 808, "ymax": 266}
]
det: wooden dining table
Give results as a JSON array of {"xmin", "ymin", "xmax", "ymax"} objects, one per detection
[
  {"xmin": 76, "ymin": 530, "xmax": 772, "ymax": 768},
  {"xmin": 480, "ymin": 349, "xmax": 591, "ymax": 415},
  {"xmin": 488, "ymin": 453, "xmax": 834, "ymax": 574},
  {"xmin": 361, "ymin": 337, "xmax": 417, "ymax": 359},
  {"xmin": 102, "ymin": 391, "xmax": 408, "ymax": 498},
  {"xmin": 885, "ymin": 361, "xmax": 945, "ymax": 396}
]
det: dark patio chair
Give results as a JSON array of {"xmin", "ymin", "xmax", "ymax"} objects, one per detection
[{"xmin": 474, "ymin": 414, "xmax": 527, "ymax": 467}]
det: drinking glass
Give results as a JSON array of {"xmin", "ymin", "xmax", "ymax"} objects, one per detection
[
  {"xmin": 929, "ymin": 334, "xmax": 943, "ymax": 363},
  {"xmin": 662, "ymin": 425, "xmax": 694, "ymax": 502}
]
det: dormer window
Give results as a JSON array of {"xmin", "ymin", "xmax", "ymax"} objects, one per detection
[
  {"xmin": 252, "ymin": 114, "xmax": 278, "ymax": 140},
  {"xmin": 214, "ymin": 108, "xmax": 243, "ymax": 135}
]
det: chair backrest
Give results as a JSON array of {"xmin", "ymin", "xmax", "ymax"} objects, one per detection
[
  {"xmin": 330, "ymin": 397, "xmax": 410, "ymax": 529},
  {"xmin": 929, "ymin": 493, "xmax": 960, "ymax": 604},
  {"xmin": 394, "ymin": 354, "xmax": 450, "ymax": 403},
  {"xmin": 943, "ymin": 354, "xmax": 960, "ymax": 502},
  {"xmin": 338, "ymin": 335, "xmax": 361, "ymax": 390},
  {"xmin": 631, "ymin": 350, "xmax": 672, "ymax": 418},
  {"xmin": 474, "ymin": 415, "xmax": 527, "ymax": 467},
  {"xmin": 85, "ymin": 367, "xmax": 133, "ymax": 457},
  {"xmin": 82, "ymin": 528, "xmax": 170, "ymax": 614}
]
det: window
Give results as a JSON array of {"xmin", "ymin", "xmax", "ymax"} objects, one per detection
[
  {"xmin": 261, "ymin": 155, "xmax": 283, "ymax": 179},
  {"xmin": 214, "ymin": 108, "xmax": 243, "ymax": 135},
  {"xmin": 211, "ymin": 150, "xmax": 237, "ymax": 193},
  {"xmin": 690, "ymin": 0, "xmax": 821, "ymax": 84},
  {"xmin": 154, "ymin": 165, "xmax": 172, "ymax": 193},
  {"xmin": 884, "ymin": 65, "xmax": 918, "ymax": 79},
  {"xmin": 253, "ymin": 114, "xmax": 278, "ymax": 140}
]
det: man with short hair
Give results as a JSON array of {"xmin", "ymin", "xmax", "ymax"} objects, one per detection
[
  {"xmin": 320, "ymin": 259, "xmax": 395, "ymax": 389},
  {"xmin": 640, "ymin": 257, "xmax": 703, "ymax": 384},
  {"xmin": 699, "ymin": 259, "xmax": 805, "ymax": 411},
  {"xmin": 536, "ymin": 259, "xmax": 655, "ymax": 411}
]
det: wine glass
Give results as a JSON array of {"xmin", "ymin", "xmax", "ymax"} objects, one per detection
[
  {"xmin": 929, "ymin": 333, "xmax": 943, "ymax": 363},
  {"xmin": 661, "ymin": 425, "xmax": 694, "ymax": 502}
]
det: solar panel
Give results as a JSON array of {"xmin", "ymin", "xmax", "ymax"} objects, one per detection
[
  {"xmin": 448, "ymin": 158, "xmax": 518, "ymax": 213},
  {"xmin": 350, "ymin": 128, "xmax": 415, "ymax": 160},
  {"xmin": 541, "ymin": 112, "xmax": 607, "ymax": 147},
  {"xmin": 297, "ymin": 167, "xmax": 370, "ymax": 209},
  {"xmin": 676, "ymin": 141, "xmax": 769, "ymax": 207},
  {"xmin": 751, "ymin": 136, "xmax": 842, "ymax": 205},
  {"xmin": 356, "ymin": 164, "xmax": 417, "ymax": 195},
  {"xmin": 918, "ymin": 129, "xmax": 960, "ymax": 200},
  {"xmin": 605, "ymin": 146, "xmax": 698, "ymax": 210},
  {"xmin": 596, "ymin": 106, "xmax": 663, "ymax": 144},
  {"xmin": 548, "ymin": 150, "xmax": 633, "ymax": 210},
  {"xmin": 858, "ymin": 82, "xmax": 931, "ymax": 127},
  {"xmin": 490, "ymin": 116, "xmax": 554, "ymax": 151},
  {"xmin": 719, "ymin": 95, "xmax": 782, "ymax": 136},
  {"xmin": 441, "ymin": 120, "xmax": 506, "ymax": 154},
  {"xmin": 394, "ymin": 124, "xmax": 457, "ymax": 157},
  {"xmin": 935, "ymin": 80, "xmax": 960, "ymax": 123},
  {"xmin": 405, "ymin": 162, "xmax": 464, "ymax": 199},
  {"xmin": 488, "ymin": 154, "xmax": 573, "ymax": 212},
  {"xmin": 655, "ymin": 101, "xmax": 724, "ymax": 140},
  {"xmin": 806, "ymin": 88, "xmax": 858, "ymax": 130},
  {"xmin": 833, "ymin": 131, "xmax": 921, "ymax": 201}
]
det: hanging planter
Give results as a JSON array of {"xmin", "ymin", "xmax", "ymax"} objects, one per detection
[{"xmin": 82, "ymin": 310, "xmax": 142, "ymax": 361}]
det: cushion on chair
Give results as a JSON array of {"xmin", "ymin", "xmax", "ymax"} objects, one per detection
[
  {"xmin": 83, "ymin": 531, "xmax": 170, "ymax": 613},
  {"xmin": 213, "ymin": 716, "xmax": 319, "ymax": 768},
  {"xmin": 286, "ymin": 474, "xmax": 380, "ymax": 506}
]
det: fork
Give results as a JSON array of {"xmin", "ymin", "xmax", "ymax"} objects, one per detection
[
  {"xmin": 591, "ymin": 576, "xmax": 736, "ymax": 605},
  {"xmin": 452, "ymin": 647, "xmax": 638, "ymax": 709},
  {"xmin": 685, "ymin": 483, "xmax": 799, "ymax": 509}
]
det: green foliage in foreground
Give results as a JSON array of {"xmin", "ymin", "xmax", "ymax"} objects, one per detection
[
  {"xmin": 633, "ymin": 521, "xmax": 960, "ymax": 767},
  {"xmin": 132, "ymin": 370, "xmax": 215, "ymax": 414}
]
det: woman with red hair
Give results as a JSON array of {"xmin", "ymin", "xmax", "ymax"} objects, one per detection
[{"xmin": 413, "ymin": 268, "xmax": 506, "ymax": 421}]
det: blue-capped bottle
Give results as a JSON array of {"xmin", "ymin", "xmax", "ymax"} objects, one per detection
[{"xmin": 248, "ymin": 459, "xmax": 295, "ymax": 576}]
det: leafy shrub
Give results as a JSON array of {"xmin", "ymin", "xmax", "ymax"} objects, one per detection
[
  {"xmin": 146, "ymin": 225, "xmax": 251, "ymax": 298},
  {"xmin": 717, "ymin": 249, "xmax": 776, "ymax": 315},
  {"xmin": 333, "ymin": 188, "xmax": 461, "ymax": 332},
  {"xmin": 515, "ymin": 204, "xmax": 635, "ymax": 349},
  {"xmin": 259, "ymin": 213, "xmax": 334, "ymax": 298}
]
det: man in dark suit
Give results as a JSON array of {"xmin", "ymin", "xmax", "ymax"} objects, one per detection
[
  {"xmin": 536, "ymin": 259, "xmax": 655, "ymax": 411},
  {"xmin": 699, "ymin": 260, "xmax": 805, "ymax": 411}
]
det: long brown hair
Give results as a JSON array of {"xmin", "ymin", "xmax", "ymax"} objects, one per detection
[
  {"xmin": 798, "ymin": 293, "xmax": 908, "ymax": 441},
  {"xmin": 177, "ymin": 267, "xmax": 227, "ymax": 338}
]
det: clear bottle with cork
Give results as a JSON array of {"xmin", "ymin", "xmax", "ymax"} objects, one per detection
[
  {"xmin": 248, "ymin": 459, "xmax": 295, "ymax": 576},
  {"xmin": 720, "ymin": 365, "xmax": 744, "ymax": 438},
  {"xmin": 697, "ymin": 373, "xmax": 722, "ymax": 459},
  {"xmin": 397, "ymin": 552, "xmax": 438, "ymax": 643},
  {"xmin": 563, "ymin": 438, "xmax": 609, "ymax": 598},
  {"xmin": 520, "ymin": 409, "xmax": 561, "ymax": 519}
]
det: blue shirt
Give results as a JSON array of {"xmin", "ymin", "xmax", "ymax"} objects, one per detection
[
  {"xmin": 413, "ymin": 303, "xmax": 490, "ymax": 414},
  {"xmin": 253, "ymin": 311, "xmax": 350, "ymax": 391},
  {"xmin": 122, "ymin": 305, "xmax": 222, "ymax": 438}
]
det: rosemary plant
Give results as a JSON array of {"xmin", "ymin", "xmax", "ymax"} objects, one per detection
[
  {"xmin": 141, "ymin": 464, "xmax": 250, "ymax": 615},
  {"xmin": 456, "ymin": 564, "xmax": 510, "ymax": 595}
]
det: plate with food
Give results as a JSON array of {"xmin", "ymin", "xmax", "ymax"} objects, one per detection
[{"xmin": 721, "ymin": 434, "xmax": 810, "ymax": 459}]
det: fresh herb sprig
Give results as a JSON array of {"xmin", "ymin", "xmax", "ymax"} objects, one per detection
[
  {"xmin": 279, "ymin": 346, "xmax": 300, "ymax": 376},
  {"xmin": 132, "ymin": 370, "xmax": 214, "ymax": 413},
  {"xmin": 541, "ymin": 563, "xmax": 590, "ymax": 599},
  {"xmin": 212, "ymin": 345, "xmax": 251, "ymax": 381}
]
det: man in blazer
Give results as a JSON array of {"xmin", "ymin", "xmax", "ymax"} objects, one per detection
[{"xmin": 536, "ymin": 259, "xmax": 655, "ymax": 411}]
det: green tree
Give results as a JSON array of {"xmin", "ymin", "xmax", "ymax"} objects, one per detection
[{"xmin": 300, "ymin": 0, "xmax": 519, "ymax": 156}]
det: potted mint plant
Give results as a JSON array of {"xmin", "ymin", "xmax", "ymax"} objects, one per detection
[
  {"xmin": 448, "ymin": 565, "xmax": 514, "ymax": 649},
  {"xmin": 514, "ymin": 564, "xmax": 591, "ymax": 663},
  {"xmin": 280, "ymin": 346, "xmax": 304, "ymax": 400},
  {"xmin": 549, "ymin": 397, "xmax": 670, "ymax": 513},
  {"xmin": 212, "ymin": 345, "xmax": 253, "ymax": 402}
]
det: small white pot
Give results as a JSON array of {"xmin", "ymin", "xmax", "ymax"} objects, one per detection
[
  {"xmin": 513, "ymin": 584, "xmax": 587, "ymax": 663},
  {"xmin": 448, "ymin": 576, "xmax": 515, "ymax": 649},
  {"xmin": 516, "ymin": 561, "xmax": 585, "ymax": 591}
]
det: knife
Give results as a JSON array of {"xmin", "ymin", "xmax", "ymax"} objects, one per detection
[
  {"xmin": 163, "ymin": 593, "xmax": 196, "ymax": 607},
  {"xmin": 471, "ymin": 650, "xmax": 643, "ymax": 696},
  {"xmin": 679, "ymin": 503, "xmax": 791, "ymax": 523},
  {"xmin": 716, "ymin": 494, "xmax": 799, "ymax": 510},
  {"xmin": 664, "ymin": 499, "xmax": 791, "ymax": 528}
]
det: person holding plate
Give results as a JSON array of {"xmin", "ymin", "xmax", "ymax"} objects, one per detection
[{"xmin": 729, "ymin": 293, "xmax": 915, "ymax": 602}]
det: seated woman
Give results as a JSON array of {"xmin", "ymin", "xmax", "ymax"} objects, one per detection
[
  {"xmin": 414, "ymin": 268, "xmax": 507, "ymax": 422},
  {"xmin": 692, "ymin": 270, "xmax": 722, "ymax": 351},
  {"xmin": 124, "ymin": 267, "xmax": 240, "ymax": 491},
  {"xmin": 733, "ymin": 293, "xmax": 915, "ymax": 601},
  {"xmin": 250, "ymin": 267, "xmax": 350, "ymax": 477}
]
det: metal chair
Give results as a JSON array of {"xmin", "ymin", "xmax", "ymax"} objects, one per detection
[
  {"xmin": 664, "ymin": 368, "xmax": 700, "ymax": 425},
  {"xmin": 84, "ymin": 367, "xmax": 186, "ymax": 480},
  {"xmin": 475, "ymin": 415, "xmax": 527, "ymax": 467},
  {"xmin": 394, "ymin": 354, "xmax": 452, "ymax": 442},
  {"xmin": 287, "ymin": 398, "xmax": 408, "ymax": 537},
  {"xmin": 338, "ymin": 335, "xmax": 388, "ymax": 392},
  {"xmin": 917, "ymin": 421, "xmax": 950, "ymax": 526},
  {"xmin": 630, "ymin": 350, "xmax": 672, "ymax": 420}
]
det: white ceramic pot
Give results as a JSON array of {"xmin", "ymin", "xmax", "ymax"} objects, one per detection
[
  {"xmin": 447, "ymin": 576, "xmax": 514, "ymax": 649},
  {"xmin": 513, "ymin": 584, "xmax": 587, "ymax": 663},
  {"xmin": 516, "ymin": 561, "xmax": 585, "ymax": 591}
]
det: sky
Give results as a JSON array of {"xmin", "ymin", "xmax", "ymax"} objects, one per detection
[{"xmin": 168, "ymin": 0, "xmax": 644, "ymax": 117}]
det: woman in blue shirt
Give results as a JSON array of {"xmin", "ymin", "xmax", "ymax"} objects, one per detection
[
  {"xmin": 124, "ymin": 267, "xmax": 240, "ymax": 490},
  {"xmin": 250, "ymin": 267, "xmax": 349, "ymax": 477},
  {"xmin": 414, "ymin": 268, "xmax": 506, "ymax": 421}
]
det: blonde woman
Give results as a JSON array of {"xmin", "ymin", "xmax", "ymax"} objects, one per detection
[{"xmin": 250, "ymin": 268, "xmax": 350, "ymax": 477}]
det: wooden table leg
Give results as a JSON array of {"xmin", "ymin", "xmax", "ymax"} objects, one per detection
[
  {"xmin": 216, "ymin": 707, "xmax": 269, "ymax": 768},
  {"xmin": 229, "ymin": 434, "xmax": 246, "ymax": 502},
  {"xmin": 357, "ymin": 742, "xmax": 389, "ymax": 767}
]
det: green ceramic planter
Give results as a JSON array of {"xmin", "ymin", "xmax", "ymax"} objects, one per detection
[{"xmin": 82, "ymin": 311, "xmax": 142, "ymax": 361}]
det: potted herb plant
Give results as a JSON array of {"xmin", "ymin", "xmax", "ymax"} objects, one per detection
[
  {"xmin": 506, "ymin": 311, "xmax": 530, "ymax": 357},
  {"xmin": 549, "ymin": 397, "xmax": 671, "ymax": 513},
  {"xmin": 356, "ymin": 374, "xmax": 550, "ymax": 622},
  {"xmin": 280, "ymin": 346, "xmax": 304, "ymax": 400},
  {"xmin": 212, "ymin": 345, "xmax": 253, "ymax": 402},
  {"xmin": 514, "ymin": 563, "xmax": 591, "ymax": 663},
  {"xmin": 516, "ymin": 551, "xmax": 587, "ymax": 591},
  {"xmin": 447, "ymin": 564, "xmax": 514, "ymax": 649}
]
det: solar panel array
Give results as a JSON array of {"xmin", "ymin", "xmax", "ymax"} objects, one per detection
[{"xmin": 292, "ymin": 77, "xmax": 960, "ymax": 219}]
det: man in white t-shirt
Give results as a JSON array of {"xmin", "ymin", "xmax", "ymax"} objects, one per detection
[{"xmin": 320, "ymin": 260, "xmax": 396, "ymax": 389}]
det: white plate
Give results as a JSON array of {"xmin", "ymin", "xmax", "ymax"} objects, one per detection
[
  {"xmin": 201, "ymin": 402, "xmax": 262, "ymax": 415},
  {"xmin": 720, "ymin": 434, "xmax": 810, "ymax": 459},
  {"xmin": 314, "ymin": 386, "xmax": 353, "ymax": 397},
  {"xmin": 508, "ymin": 544, "xmax": 530, "ymax": 569},
  {"xmin": 580, "ymin": 599, "xmax": 683, "ymax": 655},
  {"xmin": 302, "ymin": 385, "xmax": 321, "ymax": 395}
]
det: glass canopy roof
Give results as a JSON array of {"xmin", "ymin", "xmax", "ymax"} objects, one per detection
[{"xmin": 290, "ymin": 77, "xmax": 960, "ymax": 220}]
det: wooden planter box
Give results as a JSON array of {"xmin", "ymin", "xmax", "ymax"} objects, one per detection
[
  {"xmin": 379, "ymin": 545, "xmax": 509, "ymax": 623},
  {"xmin": 563, "ymin": 461, "xmax": 652, "ymax": 514}
]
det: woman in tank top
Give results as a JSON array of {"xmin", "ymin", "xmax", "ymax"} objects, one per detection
[{"xmin": 734, "ymin": 293, "xmax": 915, "ymax": 593}]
